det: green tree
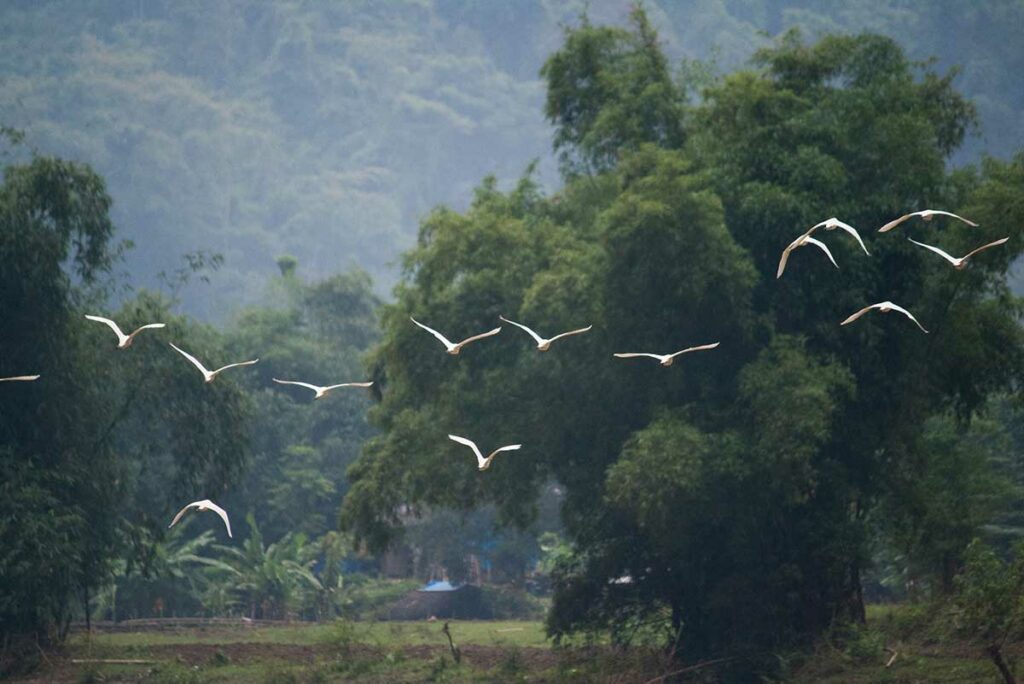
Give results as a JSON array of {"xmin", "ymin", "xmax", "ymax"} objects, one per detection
[
  {"xmin": 0, "ymin": 145, "xmax": 251, "ymax": 669},
  {"xmin": 954, "ymin": 540, "xmax": 1024, "ymax": 684},
  {"xmin": 541, "ymin": 6, "xmax": 686, "ymax": 175},
  {"xmin": 0, "ymin": 153, "xmax": 120, "ymax": 669},
  {"xmin": 341, "ymin": 14, "xmax": 1024, "ymax": 671}
]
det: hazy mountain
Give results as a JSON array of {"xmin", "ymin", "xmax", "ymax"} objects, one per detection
[{"xmin": 2, "ymin": 1, "xmax": 1020, "ymax": 318}]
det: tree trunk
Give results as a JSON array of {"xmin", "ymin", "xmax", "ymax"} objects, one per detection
[
  {"xmin": 986, "ymin": 645, "xmax": 1016, "ymax": 684},
  {"xmin": 942, "ymin": 553, "xmax": 958, "ymax": 593},
  {"xmin": 83, "ymin": 582, "xmax": 91, "ymax": 634},
  {"xmin": 669, "ymin": 601, "xmax": 684, "ymax": 660},
  {"xmin": 850, "ymin": 559, "xmax": 866, "ymax": 624}
]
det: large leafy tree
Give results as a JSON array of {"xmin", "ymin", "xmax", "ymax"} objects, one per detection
[
  {"xmin": 0, "ymin": 151, "xmax": 122, "ymax": 666},
  {"xmin": 541, "ymin": 6, "xmax": 686, "ymax": 176},
  {"xmin": 0, "ymin": 142, "xmax": 250, "ymax": 669},
  {"xmin": 341, "ymin": 12, "xmax": 1024, "ymax": 669}
]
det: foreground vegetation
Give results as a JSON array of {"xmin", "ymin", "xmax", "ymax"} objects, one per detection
[{"xmin": 11, "ymin": 605, "xmax": 1024, "ymax": 683}]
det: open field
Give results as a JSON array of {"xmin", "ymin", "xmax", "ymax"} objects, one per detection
[
  {"xmin": 11, "ymin": 607, "xmax": 1024, "ymax": 683},
  {"xmin": 15, "ymin": 620, "xmax": 672, "ymax": 683}
]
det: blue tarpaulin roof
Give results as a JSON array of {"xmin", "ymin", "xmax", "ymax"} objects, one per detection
[{"xmin": 420, "ymin": 580, "xmax": 459, "ymax": 592}]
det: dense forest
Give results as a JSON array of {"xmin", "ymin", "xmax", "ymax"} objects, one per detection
[
  {"xmin": 1, "ymin": 1, "xmax": 1021, "ymax": 318},
  {"xmin": 3, "ymin": 2, "xmax": 1024, "ymax": 681}
]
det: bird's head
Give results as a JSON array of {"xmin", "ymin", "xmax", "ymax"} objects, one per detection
[{"xmin": 660, "ymin": 357, "xmax": 674, "ymax": 367}]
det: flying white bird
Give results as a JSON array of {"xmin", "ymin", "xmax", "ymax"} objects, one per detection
[
  {"xmin": 498, "ymin": 316, "xmax": 592, "ymax": 351},
  {"xmin": 878, "ymin": 210, "xmax": 978, "ymax": 233},
  {"xmin": 168, "ymin": 499, "xmax": 232, "ymax": 537},
  {"xmin": 410, "ymin": 317, "xmax": 501, "ymax": 355},
  {"xmin": 613, "ymin": 342, "xmax": 721, "ymax": 367},
  {"xmin": 907, "ymin": 237, "xmax": 1009, "ymax": 270},
  {"xmin": 777, "ymin": 234, "xmax": 839, "ymax": 279},
  {"xmin": 448, "ymin": 434, "xmax": 522, "ymax": 471},
  {"xmin": 802, "ymin": 217, "xmax": 870, "ymax": 256},
  {"xmin": 841, "ymin": 301, "xmax": 928, "ymax": 333},
  {"xmin": 169, "ymin": 343, "xmax": 258, "ymax": 383},
  {"xmin": 272, "ymin": 378, "xmax": 373, "ymax": 399},
  {"xmin": 85, "ymin": 315, "xmax": 165, "ymax": 349},
  {"xmin": 0, "ymin": 375, "xmax": 40, "ymax": 382}
]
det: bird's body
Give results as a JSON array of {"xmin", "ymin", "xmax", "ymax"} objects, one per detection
[
  {"xmin": 0, "ymin": 375, "xmax": 40, "ymax": 382},
  {"xmin": 169, "ymin": 343, "xmax": 258, "ymax": 383},
  {"xmin": 85, "ymin": 315, "xmax": 165, "ymax": 349},
  {"xmin": 614, "ymin": 342, "xmax": 721, "ymax": 367},
  {"xmin": 499, "ymin": 316, "xmax": 592, "ymax": 351},
  {"xmin": 448, "ymin": 434, "xmax": 522, "ymax": 471},
  {"xmin": 410, "ymin": 317, "xmax": 501, "ymax": 355},
  {"xmin": 878, "ymin": 210, "xmax": 978, "ymax": 233},
  {"xmin": 802, "ymin": 217, "xmax": 870, "ymax": 255},
  {"xmin": 168, "ymin": 499, "xmax": 232, "ymax": 537},
  {"xmin": 777, "ymin": 234, "xmax": 839, "ymax": 278},
  {"xmin": 841, "ymin": 301, "xmax": 928, "ymax": 333},
  {"xmin": 907, "ymin": 237, "xmax": 1009, "ymax": 270},
  {"xmin": 272, "ymin": 378, "xmax": 373, "ymax": 399}
]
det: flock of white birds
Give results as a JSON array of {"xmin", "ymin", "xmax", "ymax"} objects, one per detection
[
  {"xmin": 0, "ymin": 209, "xmax": 1007, "ymax": 540},
  {"xmin": 780, "ymin": 210, "xmax": 1006, "ymax": 333}
]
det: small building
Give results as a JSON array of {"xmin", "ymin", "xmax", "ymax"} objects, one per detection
[{"xmin": 384, "ymin": 581, "xmax": 493, "ymax": 620}]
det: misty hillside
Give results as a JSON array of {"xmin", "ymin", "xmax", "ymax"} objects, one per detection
[{"xmin": 2, "ymin": 0, "xmax": 1021, "ymax": 318}]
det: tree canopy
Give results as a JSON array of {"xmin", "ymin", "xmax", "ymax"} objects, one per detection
[{"xmin": 340, "ymin": 13, "xmax": 1024, "ymax": 668}]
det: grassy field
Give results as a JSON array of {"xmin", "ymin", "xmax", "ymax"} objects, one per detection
[
  {"xmin": 19, "ymin": 620, "xmax": 670, "ymax": 683},
  {"xmin": 12, "ymin": 606, "xmax": 1021, "ymax": 682}
]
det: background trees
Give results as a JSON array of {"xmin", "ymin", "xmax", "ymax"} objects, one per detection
[
  {"xmin": 1, "ymin": 1, "xmax": 1022, "ymax": 318},
  {"xmin": 341, "ymin": 10, "xmax": 1024, "ymax": 669}
]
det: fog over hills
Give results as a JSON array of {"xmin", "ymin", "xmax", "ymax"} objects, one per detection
[{"xmin": 2, "ymin": 0, "xmax": 1021, "ymax": 318}]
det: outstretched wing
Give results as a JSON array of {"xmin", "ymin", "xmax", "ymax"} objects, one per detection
[
  {"xmin": 456, "ymin": 327, "xmax": 502, "ymax": 347},
  {"xmin": 169, "ymin": 343, "xmax": 211, "ymax": 375},
  {"xmin": 548, "ymin": 325, "xmax": 593, "ymax": 344},
  {"xmin": 669, "ymin": 342, "xmax": 721, "ymax": 358},
  {"xmin": 485, "ymin": 444, "xmax": 522, "ymax": 467},
  {"xmin": 776, "ymin": 237, "xmax": 802, "ymax": 278},
  {"xmin": 204, "ymin": 501, "xmax": 233, "ymax": 538},
  {"xmin": 212, "ymin": 359, "xmax": 259, "ymax": 375},
  {"xmin": 962, "ymin": 237, "xmax": 1009, "ymax": 261},
  {"xmin": 168, "ymin": 501, "xmax": 198, "ymax": 529},
  {"xmin": 127, "ymin": 323, "xmax": 166, "ymax": 338},
  {"xmin": 840, "ymin": 304, "xmax": 878, "ymax": 327},
  {"xmin": 85, "ymin": 314, "xmax": 127, "ymax": 342},
  {"xmin": 907, "ymin": 238, "xmax": 959, "ymax": 265},
  {"xmin": 499, "ymin": 316, "xmax": 545, "ymax": 345},
  {"xmin": 877, "ymin": 213, "xmax": 914, "ymax": 233},
  {"xmin": 0, "ymin": 375, "xmax": 40, "ymax": 382},
  {"xmin": 927, "ymin": 210, "xmax": 979, "ymax": 227},
  {"xmin": 449, "ymin": 434, "xmax": 486, "ymax": 468},
  {"xmin": 410, "ymin": 317, "xmax": 456, "ymax": 349},
  {"xmin": 273, "ymin": 379, "xmax": 323, "ymax": 393},
  {"xmin": 886, "ymin": 303, "xmax": 929, "ymax": 333},
  {"xmin": 322, "ymin": 382, "xmax": 374, "ymax": 391},
  {"xmin": 804, "ymin": 236, "xmax": 839, "ymax": 269},
  {"xmin": 829, "ymin": 219, "xmax": 870, "ymax": 255},
  {"xmin": 613, "ymin": 353, "xmax": 665, "ymax": 361}
]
